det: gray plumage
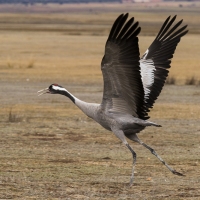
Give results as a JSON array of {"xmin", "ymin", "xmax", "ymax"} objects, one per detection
[{"xmin": 38, "ymin": 13, "xmax": 188, "ymax": 186}]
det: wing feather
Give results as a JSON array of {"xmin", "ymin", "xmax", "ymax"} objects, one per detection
[
  {"xmin": 140, "ymin": 16, "xmax": 188, "ymax": 110},
  {"xmin": 101, "ymin": 13, "xmax": 148, "ymax": 119},
  {"xmin": 157, "ymin": 15, "xmax": 177, "ymax": 40}
]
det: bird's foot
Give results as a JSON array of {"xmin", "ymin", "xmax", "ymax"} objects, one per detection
[
  {"xmin": 129, "ymin": 181, "xmax": 133, "ymax": 188},
  {"xmin": 172, "ymin": 170, "xmax": 185, "ymax": 176},
  {"xmin": 129, "ymin": 174, "xmax": 134, "ymax": 188}
]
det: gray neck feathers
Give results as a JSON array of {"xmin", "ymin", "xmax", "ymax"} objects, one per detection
[
  {"xmin": 75, "ymin": 98, "xmax": 99, "ymax": 119},
  {"xmin": 56, "ymin": 87, "xmax": 99, "ymax": 119}
]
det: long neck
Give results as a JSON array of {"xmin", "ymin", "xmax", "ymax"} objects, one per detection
[
  {"xmin": 57, "ymin": 89, "xmax": 75, "ymax": 103},
  {"xmin": 57, "ymin": 88, "xmax": 99, "ymax": 119}
]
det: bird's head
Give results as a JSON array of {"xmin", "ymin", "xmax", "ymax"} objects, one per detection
[{"xmin": 38, "ymin": 83, "xmax": 65, "ymax": 96}]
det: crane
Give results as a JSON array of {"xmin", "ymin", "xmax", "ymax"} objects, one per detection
[{"xmin": 38, "ymin": 13, "xmax": 188, "ymax": 186}]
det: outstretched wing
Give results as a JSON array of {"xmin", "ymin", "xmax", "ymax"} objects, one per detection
[
  {"xmin": 101, "ymin": 13, "xmax": 148, "ymax": 120},
  {"xmin": 140, "ymin": 15, "xmax": 188, "ymax": 110}
]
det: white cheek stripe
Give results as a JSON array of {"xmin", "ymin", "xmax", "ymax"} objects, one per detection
[
  {"xmin": 52, "ymin": 85, "xmax": 67, "ymax": 91},
  {"xmin": 52, "ymin": 85, "xmax": 76, "ymax": 99}
]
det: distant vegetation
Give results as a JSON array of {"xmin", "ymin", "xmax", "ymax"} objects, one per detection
[
  {"xmin": 0, "ymin": 0, "xmax": 121, "ymax": 4},
  {"xmin": 0, "ymin": 0, "xmax": 196, "ymax": 4},
  {"xmin": 185, "ymin": 76, "xmax": 200, "ymax": 86},
  {"xmin": 165, "ymin": 76, "xmax": 177, "ymax": 85}
]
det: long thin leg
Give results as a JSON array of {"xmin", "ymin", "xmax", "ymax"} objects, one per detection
[
  {"xmin": 128, "ymin": 133, "xmax": 184, "ymax": 176},
  {"xmin": 139, "ymin": 141, "xmax": 184, "ymax": 176},
  {"xmin": 111, "ymin": 127, "xmax": 137, "ymax": 186},
  {"xmin": 126, "ymin": 143, "xmax": 137, "ymax": 187}
]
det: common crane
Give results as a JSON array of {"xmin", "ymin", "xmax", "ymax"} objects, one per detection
[{"xmin": 38, "ymin": 13, "xmax": 188, "ymax": 186}]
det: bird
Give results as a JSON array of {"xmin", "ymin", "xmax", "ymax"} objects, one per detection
[{"xmin": 38, "ymin": 13, "xmax": 188, "ymax": 186}]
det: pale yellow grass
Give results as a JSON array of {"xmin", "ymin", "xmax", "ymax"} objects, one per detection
[
  {"xmin": 0, "ymin": 32, "xmax": 199, "ymax": 84},
  {"xmin": 151, "ymin": 103, "xmax": 200, "ymax": 119}
]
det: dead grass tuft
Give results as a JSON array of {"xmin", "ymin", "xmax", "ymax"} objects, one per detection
[
  {"xmin": 7, "ymin": 61, "xmax": 14, "ymax": 69},
  {"xmin": 185, "ymin": 76, "xmax": 197, "ymax": 85},
  {"xmin": 8, "ymin": 109, "xmax": 23, "ymax": 123},
  {"xmin": 166, "ymin": 76, "xmax": 177, "ymax": 85},
  {"xmin": 27, "ymin": 60, "xmax": 34, "ymax": 68},
  {"xmin": 7, "ymin": 108, "xmax": 31, "ymax": 123}
]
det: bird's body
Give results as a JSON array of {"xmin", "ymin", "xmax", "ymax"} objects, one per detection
[
  {"xmin": 50, "ymin": 87, "xmax": 159, "ymax": 133},
  {"xmin": 38, "ymin": 13, "xmax": 188, "ymax": 186}
]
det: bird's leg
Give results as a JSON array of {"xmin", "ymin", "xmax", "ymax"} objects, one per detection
[
  {"xmin": 126, "ymin": 143, "xmax": 137, "ymax": 187},
  {"xmin": 111, "ymin": 127, "xmax": 137, "ymax": 187},
  {"xmin": 132, "ymin": 134, "xmax": 184, "ymax": 176},
  {"xmin": 140, "ymin": 141, "xmax": 184, "ymax": 176}
]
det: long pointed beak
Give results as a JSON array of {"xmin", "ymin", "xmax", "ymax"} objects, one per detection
[{"xmin": 37, "ymin": 88, "xmax": 49, "ymax": 96}]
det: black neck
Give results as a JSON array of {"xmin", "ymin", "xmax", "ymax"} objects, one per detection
[{"xmin": 57, "ymin": 90, "xmax": 75, "ymax": 103}]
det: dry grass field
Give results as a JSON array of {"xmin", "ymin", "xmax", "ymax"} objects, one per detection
[{"xmin": 0, "ymin": 2, "xmax": 200, "ymax": 199}]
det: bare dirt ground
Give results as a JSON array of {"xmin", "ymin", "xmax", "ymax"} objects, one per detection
[{"xmin": 0, "ymin": 3, "xmax": 200, "ymax": 199}]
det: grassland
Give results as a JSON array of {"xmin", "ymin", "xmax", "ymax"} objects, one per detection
[{"xmin": 0, "ymin": 2, "xmax": 200, "ymax": 199}]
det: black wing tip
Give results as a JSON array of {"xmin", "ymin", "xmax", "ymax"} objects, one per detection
[
  {"xmin": 179, "ymin": 19, "xmax": 183, "ymax": 23},
  {"xmin": 124, "ymin": 12, "xmax": 129, "ymax": 17},
  {"xmin": 179, "ymin": 29, "xmax": 189, "ymax": 38},
  {"xmin": 108, "ymin": 14, "xmax": 124, "ymax": 40},
  {"xmin": 172, "ymin": 15, "xmax": 177, "ymax": 19},
  {"xmin": 184, "ymin": 29, "xmax": 189, "ymax": 34},
  {"xmin": 108, "ymin": 13, "xmax": 140, "ymax": 41},
  {"xmin": 137, "ymin": 26, "xmax": 141, "ymax": 32},
  {"xmin": 182, "ymin": 24, "xmax": 188, "ymax": 30},
  {"xmin": 119, "ymin": 13, "xmax": 129, "ymax": 19},
  {"xmin": 135, "ymin": 26, "xmax": 141, "ymax": 36},
  {"xmin": 122, "ymin": 20, "xmax": 140, "ymax": 39},
  {"xmin": 166, "ymin": 15, "xmax": 177, "ymax": 21},
  {"xmin": 156, "ymin": 15, "xmax": 188, "ymax": 41}
]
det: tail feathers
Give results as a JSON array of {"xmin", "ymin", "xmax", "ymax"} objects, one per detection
[
  {"xmin": 154, "ymin": 124, "xmax": 162, "ymax": 127},
  {"xmin": 145, "ymin": 121, "xmax": 162, "ymax": 127}
]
